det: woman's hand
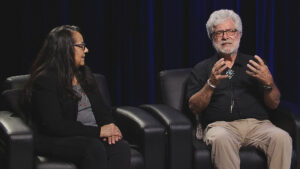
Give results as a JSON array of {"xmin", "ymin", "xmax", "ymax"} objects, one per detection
[{"xmin": 100, "ymin": 123, "xmax": 123, "ymax": 144}]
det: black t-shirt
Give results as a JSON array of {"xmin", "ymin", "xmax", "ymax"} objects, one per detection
[{"xmin": 186, "ymin": 53, "xmax": 269, "ymax": 127}]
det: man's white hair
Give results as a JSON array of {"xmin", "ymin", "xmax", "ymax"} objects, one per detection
[{"xmin": 206, "ymin": 9, "xmax": 242, "ymax": 39}]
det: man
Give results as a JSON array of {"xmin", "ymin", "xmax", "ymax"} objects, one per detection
[{"xmin": 186, "ymin": 9, "xmax": 292, "ymax": 169}]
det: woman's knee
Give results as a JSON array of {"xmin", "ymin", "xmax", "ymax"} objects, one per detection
[
  {"xmin": 107, "ymin": 140, "xmax": 130, "ymax": 156},
  {"xmin": 84, "ymin": 138, "xmax": 107, "ymax": 158},
  {"xmin": 75, "ymin": 138, "xmax": 108, "ymax": 169},
  {"xmin": 107, "ymin": 140, "xmax": 131, "ymax": 169}
]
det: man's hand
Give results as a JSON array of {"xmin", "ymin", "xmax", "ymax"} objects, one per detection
[
  {"xmin": 209, "ymin": 58, "xmax": 228, "ymax": 86},
  {"xmin": 100, "ymin": 123, "xmax": 123, "ymax": 145},
  {"xmin": 246, "ymin": 55, "xmax": 274, "ymax": 86}
]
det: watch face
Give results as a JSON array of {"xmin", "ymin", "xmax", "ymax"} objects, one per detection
[{"xmin": 263, "ymin": 85, "xmax": 272, "ymax": 91}]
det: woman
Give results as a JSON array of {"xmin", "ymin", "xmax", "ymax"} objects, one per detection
[{"xmin": 22, "ymin": 25, "xmax": 130, "ymax": 169}]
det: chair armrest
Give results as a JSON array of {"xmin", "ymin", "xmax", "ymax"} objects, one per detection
[
  {"xmin": 269, "ymin": 106, "xmax": 296, "ymax": 140},
  {"xmin": 140, "ymin": 104, "xmax": 192, "ymax": 169},
  {"xmin": 287, "ymin": 110, "xmax": 300, "ymax": 169},
  {"xmin": 0, "ymin": 111, "xmax": 33, "ymax": 169},
  {"xmin": 114, "ymin": 106, "xmax": 166, "ymax": 169},
  {"xmin": 294, "ymin": 115, "xmax": 300, "ymax": 169},
  {"xmin": 269, "ymin": 103, "xmax": 300, "ymax": 169}
]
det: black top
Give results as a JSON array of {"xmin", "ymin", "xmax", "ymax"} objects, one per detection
[
  {"xmin": 31, "ymin": 66, "xmax": 114, "ymax": 140},
  {"xmin": 186, "ymin": 53, "xmax": 269, "ymax": 127}
]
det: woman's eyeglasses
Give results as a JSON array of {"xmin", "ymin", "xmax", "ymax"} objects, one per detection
[{"xmin": 74, "ymin": 43, "xmax": 87, "ymax": 51}]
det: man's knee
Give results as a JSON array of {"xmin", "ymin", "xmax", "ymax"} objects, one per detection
[
  {"xmin": 270, "ymin": 129, "xmax": 292, "ymax": 146},
  {"xmin": 205, "ymin": 128, "xmax": 235, "ymax": 145}
]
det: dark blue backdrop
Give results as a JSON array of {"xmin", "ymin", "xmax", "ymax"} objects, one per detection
[{"xmin": 1, "ymin": 0, "xmax": 299, "ymax": 113}]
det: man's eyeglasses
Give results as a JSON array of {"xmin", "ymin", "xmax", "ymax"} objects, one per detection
[
  {"xmin": 74, "ymin": 43, "xmax": 87, "ymax": 51},
  {"xmin": 212, "ymin": 29, "xmax": 238, "ymax": 38}
]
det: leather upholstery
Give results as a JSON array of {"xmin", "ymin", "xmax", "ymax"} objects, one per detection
[
  {"xmin": 159, "ymin": 68, "xmax": 192, "ymax": 111},
  {"xmin": 0, "ymin": 73, "xmax": 166, "ymax": 169},
  {"xmin": 0, "ymin": 110, "xmax": 33, "ymax": 169},
  {"xmin": 141, "ymin": 104, "xmax": 192, "ymax": 169},
  {"xmin": 4, "ymin": 74, "xmax": 30, "ymax": 90},
  {"xmin": 142, "ymin": 68, "xmax": 299, "ymax": 169},
  {"xmin": 36, "ymin": 156, "xmax": 77, "ymax": 169},
  {"xmin": 115, "ymin": 106, "xmax": 166, "ymax": 169}
]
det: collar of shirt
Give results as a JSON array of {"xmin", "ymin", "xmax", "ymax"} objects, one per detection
[{"xmin": 215, "ymin": 52, "xmax": 249, "ymax": 68}]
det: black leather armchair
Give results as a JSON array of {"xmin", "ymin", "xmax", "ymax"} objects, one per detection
[
  {"xmin": 141, "ymin": 68, "xmax": 299, "ymax": 169},
  {"xmin": 0, "ymin": 74, "xmax": 166, "ymax": 169}
]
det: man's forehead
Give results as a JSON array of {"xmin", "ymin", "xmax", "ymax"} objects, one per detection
[{"xmin": 213, "ymin": 19, "xmax": 236, "ymax": 30}]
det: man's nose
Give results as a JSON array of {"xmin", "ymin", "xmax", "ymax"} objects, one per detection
[{"xmin": 222, "ymin": 32, "xmax": 229, "ymax": 39}]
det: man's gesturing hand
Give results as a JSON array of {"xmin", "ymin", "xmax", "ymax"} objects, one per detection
[
  {"xmin": 209, "ymin": 58, "xmax": 229, "ymax": 87},
  {"xmin": 246, "ymin": 55, "xmax": 274, "ymax": 86}
]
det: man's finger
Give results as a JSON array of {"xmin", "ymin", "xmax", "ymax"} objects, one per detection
[
  {"xmin": 254, "ymin": 55, "xmax": 264, "ymax": 65},
  {"xmin": 215, "ymin": 58, "xmax": 224, "ymax": 65},
  {"xmin": 247, "ymin": 63, "xmax": 258, "ymax": 73},
  {"xmin": 248, "ymin": 60, "xmax": 260, "ymax": 70},
  {"xmin": 214, "ymin": 61, "xmax": 226, "ymax": 73},
  {"xmin": 217, "ymin": 64, "xmax": 228, "ymax": 75},
  {"xmin": 246, "ymin": 70, "xmax": 257, "ymax": 77},
  {"xmin": 216, "ymin": 74, "xmax": 229, "ymax": 80}
]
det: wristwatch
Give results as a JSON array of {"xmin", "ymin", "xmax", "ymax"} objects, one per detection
[{"xmin": 263, "ymin": 85, "xmax": 272, "ymax": 91}]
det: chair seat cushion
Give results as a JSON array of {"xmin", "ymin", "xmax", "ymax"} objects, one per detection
[
  {"xmin": 36, "ymin": 148, "xmax": 144, "ymax": 169},
  {"xmin": 192, "ymin": 140, "xmax": 296, "ymax": 169},
  {"xmin": 130, "ymin": 148, "xmax": 144, "ymax": 169},
  {"xmin": 36, "ymin": 156, "xmax": 77, "ymax": 169},
  {"xmin": 193, "ymin": 140, "xmax": 213, "ymax": 169}
]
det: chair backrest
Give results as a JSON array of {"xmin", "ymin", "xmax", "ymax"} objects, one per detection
[
  {"xmin": 2, "ymin": 74, "xmax": 29, "ymax": 118},
  {"xmin": 2, "ymin": 89, "xmax": 23, "ymax": 115},
  {"xmin": 159, "ymin": 68, "xmax": 192, "ymax": 111},
  {"xmin": 93, "ymin": 73, "xmax": 112, "ymax": 106},
  {"xmin": 2, "ymin": 73, "xmax": 112, "ymax": 118},
  {"xmin": 4, "ymin": 74, "xmax": 30, "ymax": 90}
]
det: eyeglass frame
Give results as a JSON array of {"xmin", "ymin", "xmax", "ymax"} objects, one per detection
[
  {"xmin": 211, "ymin": 29, "xmax": 238, "ymax": 39},
  {"xmin": 74, "ymin": 43, "xmax": 87, "ymax": 51}
]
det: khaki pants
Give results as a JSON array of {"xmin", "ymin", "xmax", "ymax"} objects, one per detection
[{"xmin": 203, "ymin": 118, "xmax": 292, "ymax": 169}]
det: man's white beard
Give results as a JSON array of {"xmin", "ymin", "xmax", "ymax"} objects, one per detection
[{"xmin": 213, "ymin": 39, "xmax": 240, "ymax": 55}]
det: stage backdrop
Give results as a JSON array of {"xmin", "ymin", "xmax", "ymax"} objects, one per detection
[{"xmin": 1, "ymin": 0, "xmax": 299, "ymax": 112}]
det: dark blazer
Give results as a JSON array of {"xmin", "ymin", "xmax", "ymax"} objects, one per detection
[{"xmin": 31, "ymin": 67, "xmax": 114, "ymax": 140}]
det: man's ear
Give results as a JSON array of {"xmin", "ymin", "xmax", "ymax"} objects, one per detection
[{"xmin": 237, "ymin": 32, "xmax": 242, "ymax": 39}]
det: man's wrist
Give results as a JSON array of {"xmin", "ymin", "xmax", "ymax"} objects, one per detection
[
  {"xmin": 263, "ymin": 84, "xmax": 273, "ymax": 91},
  {"xmin": 207, "ymin": 79, "xmax": 216, "ymax": 89},
  {"xmin": 263, "ymin": 81, "xmax": 274, "ymax": 91}
]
